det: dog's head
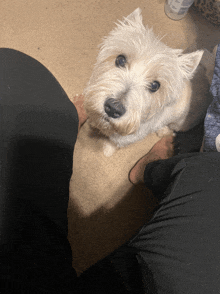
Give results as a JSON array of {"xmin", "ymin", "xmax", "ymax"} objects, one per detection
[{"xmin": 84, "ymin": 8, "xmax": 203, "ymax": 137}]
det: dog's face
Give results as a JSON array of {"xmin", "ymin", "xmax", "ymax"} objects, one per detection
[{"xmin": 84, "ymin": 8, "xmax": 203, "ymax": 137}]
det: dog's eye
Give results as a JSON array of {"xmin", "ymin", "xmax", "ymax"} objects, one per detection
[
  {"xmin": 149, "ymin": 81, "xmax": 160, "ymax": 93},
  {"xmin": 115, "ymin": 55, "xmax": 127, "ymax": 68}
]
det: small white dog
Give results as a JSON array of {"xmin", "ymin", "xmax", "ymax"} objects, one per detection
[{"xmin": 84, "ymin": 8, "xmax": 212, "ymax": 157}]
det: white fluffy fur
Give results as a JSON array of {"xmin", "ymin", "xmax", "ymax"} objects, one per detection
[{"xmin": 84, "ymin": 8, "xmax": 206, "ymax": 157}]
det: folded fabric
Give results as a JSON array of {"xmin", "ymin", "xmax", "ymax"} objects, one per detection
[{"xmin": 203, "ymin": 43, "xmax": 220, "ymax": 152}]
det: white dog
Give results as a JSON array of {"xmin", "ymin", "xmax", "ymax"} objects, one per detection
[{"xmin": 84, "ymin": 8, "xmax": 212, "ymax": 157}]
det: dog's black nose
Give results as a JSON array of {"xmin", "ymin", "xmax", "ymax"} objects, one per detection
[{"xmin": 104, "ymin": 98, "xmax": 126, "ymax": 118}]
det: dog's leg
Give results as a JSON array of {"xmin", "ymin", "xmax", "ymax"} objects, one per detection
[
  {"xmin": 156, "ymin": 126, "xmax": 174, "ymax": 138},
  {"xmin": 103, "ymin": 140, "xmax": 117, "ymax": 157}
]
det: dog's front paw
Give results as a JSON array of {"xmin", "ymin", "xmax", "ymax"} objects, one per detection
[
  {"xmin": 103, "ymin": 141, "xmax": 117, "ymax": 157},
  {"xmin": 157, "ymin": 126, "xmax": 174, "ymax": 138}
]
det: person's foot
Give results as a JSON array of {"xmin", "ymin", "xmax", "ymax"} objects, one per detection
[
  {"xmin": 71, "ymin": 94, "xmax": 87, "ymax": 131},
  {"xmin": 200, "ymin": 137, "xmax": 204, "ymax": 152},
  {"xmin": 129, "ymin": 135, "xmax": 174, "ymax": 185}
]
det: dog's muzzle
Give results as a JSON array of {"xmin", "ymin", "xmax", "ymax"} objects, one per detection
[{"xmin": 104, "ymin": 98, "xmax": 126, "ymax": 119}]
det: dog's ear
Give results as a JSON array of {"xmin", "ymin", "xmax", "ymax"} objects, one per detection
[
  {"xmin": 124, "ymin": 8, "xmax": 143, "ymax": 24},
  {"xmin": 178, "ymin": 50, "xmax": 204, "ymax": 80}
]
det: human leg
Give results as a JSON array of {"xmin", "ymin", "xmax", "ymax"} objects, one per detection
[
  {"xmin": 128, "ymin": 152, "xmax": 220, "ymax": 293},
  {"xmin": 0, "ymin": 48, "xmax": 78, "ymax": 292}
]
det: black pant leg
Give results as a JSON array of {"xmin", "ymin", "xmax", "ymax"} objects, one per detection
[
  {"xmin": 129, "ymin": 153, "xmax": 220, "ymax": 293},
  {"xmin": 0, "ymin": 48, "xmax": 78, "ymax": 292}
]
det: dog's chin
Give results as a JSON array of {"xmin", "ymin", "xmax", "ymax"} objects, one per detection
[
  {"xmin": 88, "ymin": 117, "xmax": 116, "ymax": 137},
  {"xmin": 114, "ymin": 120, "xmax": 140, "ymax": 136},
  {"xmin": 91, "ymin": 118, "xmax": 139, "ymax": 137}
]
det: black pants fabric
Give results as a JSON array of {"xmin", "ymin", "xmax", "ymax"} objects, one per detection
[
  {"xmin": 1, "ymin": 48, "xmax": 220, "ymax": 293},
  {"xmin": 0, "ymin": 48, "xmax": 136, "ymax": 294},
  {"xmin": 0, "ymin": 48, "xmax": 79, "ymax": 293},
  {"xmin": 128, "ymin": 153, "xmax": 220, "ymax": 293}
]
